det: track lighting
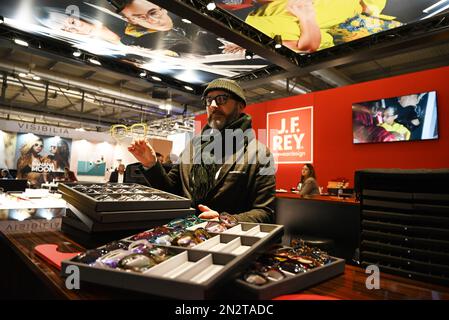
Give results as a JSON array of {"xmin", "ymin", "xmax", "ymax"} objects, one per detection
[
  {"xmin": 274, "ymin": 35, "xmax": 282, "ymax": 49},
  {"xmin": 206, "ymin": 2, "xmax": 216, "ymax": 11},
  {"xmin": 245, "ymin": 51, "xmax": 254, "ymax": 59},
  {"xmin": 89, "ymin": 58, "xmax": 101, "ymax": 66},
  {"xmin": 14, "ymin": 38, "xmax": 29, "ymax": 47}
]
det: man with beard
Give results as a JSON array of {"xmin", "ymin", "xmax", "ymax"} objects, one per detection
[{"xmin": 128, "ymin": 78, "xmax": 276, "ymax": 223}]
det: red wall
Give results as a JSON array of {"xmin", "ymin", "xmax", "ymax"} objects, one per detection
[{"xmin": 196, "ymin": 66, "xmax": 449, "ymax": 190}]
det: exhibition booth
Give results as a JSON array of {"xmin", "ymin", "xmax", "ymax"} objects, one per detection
[{"xmin": 0, "ymin": 0, "xmax": 449, "ymax": 305}]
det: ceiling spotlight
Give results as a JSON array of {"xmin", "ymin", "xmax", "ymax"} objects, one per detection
[
  {"xmin": 206, "ymin": 2, "xmax": 216, "ymax": 11},
  {"xmin": 184, "ymin": 86, "xmax": 193, "ymax": 91},
  {"xmin": 151, "ymin": 76, "xmax": 162, "ymax": 81},
  {"xmin": 139, "ymin": 71, "xmax": 147, "ymax": 77},
  {"xmin": 32, "ymin": 75, "xmax": 41, "ymax": 81},
  {"xmin": 73, "ymin": 50, "xmax": 82, "ymax": 57},
  {"xmin": 245, "ymin": 51, "xmax": 254, "ymax": 60},
  {"xmin": 274, "ymin": 35, "xmax": 282, "ymax": 49},
  {"xmin": 181, "ymin": 18, "xmax": 191, "ymax": 24},
  {"xmin": 14, "ymin": 39, "xmax": 29, "ymax": 47},
  {"xmin": 89, "ymin": 58, "xmax": 101, "ymax": 66},
  {"xmin": 18, "ymin": 72, "xmax": 27, "ymax": 78},
  {"xmin": 270, "ymin": 90, "xmax": 275, "ymax": 94}
]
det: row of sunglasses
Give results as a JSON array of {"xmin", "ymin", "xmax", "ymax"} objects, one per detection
[
  {"xmin": 72, "ymin": 214, "xmax": 240, "ymax": 269},
  {"xmin": 92, "ymin": 194, "xmax": 170, "ymax": 202},
  {"xmin": 73, "ymin": 240, "xmax": 175, "ymax": 273},
  {"xmin": 72, "ymin": 183, "xmax": 144, "ymax": 189},
  {"xmin": 242, "ymin": 242, "xmax": 333, "ymax": 286}
]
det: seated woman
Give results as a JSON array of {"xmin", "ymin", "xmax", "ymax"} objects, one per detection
[
  {"xmin": 63, "ymin": 167, "xmax": 78, "ymax": 182},
  {"xmin": 297, "ymin": 164, "xmax": 320, "ymax": 196}
]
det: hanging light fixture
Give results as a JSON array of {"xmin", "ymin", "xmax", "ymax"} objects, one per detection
[
  {"xmin": 245, "ymin": 51, "xmax": 254, "ymax": 60},
  {"xmin": 206, "ymin": 2, "xmax": 216, "ymax": 11},
  {"xmin": 274, "ymin": 35, "xmax": 282, "ymax": 49},
  {"xmin": 14, "ymin": 38, "xmax": 29, "ymax": 47}
]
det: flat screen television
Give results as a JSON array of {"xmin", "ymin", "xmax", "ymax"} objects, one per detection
[{"xmin": 352, "ymin": 91, "xmax": 439, "ymax": 144}]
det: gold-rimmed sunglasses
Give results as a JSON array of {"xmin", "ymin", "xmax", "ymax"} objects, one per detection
[{"xmin": 110, "ymin": 123, "xmax": 148, "ymax": 140}]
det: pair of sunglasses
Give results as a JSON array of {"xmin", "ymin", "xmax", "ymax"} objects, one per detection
[
  {"xmin": 171, "ymin": 228, "xmax": 211, "ymax": 248},
  {"xmin": 243, "ymin": 262, "xmax": 286, "ymax": 286},
  {"xmin": 258, "ymin": 253, "xmax": 310, "ymax": 276},
  {"xmin": 118, "ymin": 245, "xmax": 173, "ymax": 272},
  {"xmin": 131, "ymin": 226, "xmax": 174, "ymax": 241},
  {"xmin": 72, "ymin": 241, "xmax": 129, "ymax": 265},
  {"xmin": 202, "ymin": 94, "xmax": 232, "ymax": 108},
  {"xmin": 204, "ymin": 213, "xmax": 238, "ymax": 233},
  {"xmin": 167, "ymin": 215, "xmax": 203, "ymax": 230}
]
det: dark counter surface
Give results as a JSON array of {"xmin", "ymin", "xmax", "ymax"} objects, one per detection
[{"xmin": 1, "ymin": 229, "xmax": 449, "ymax": 300}]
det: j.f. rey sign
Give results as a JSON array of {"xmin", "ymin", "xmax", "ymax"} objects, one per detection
[{"xmin": 266, "ymin": 106, "xmax": 313, "ymax": 164}]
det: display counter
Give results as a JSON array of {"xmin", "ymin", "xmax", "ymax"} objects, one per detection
[
  {"xmin": 1, "ymin": 229, "xmax": 448, "ymax": 300},
  {"xmin": 275, "ymin": 192, "xmax": 360, "ymax": 260}
]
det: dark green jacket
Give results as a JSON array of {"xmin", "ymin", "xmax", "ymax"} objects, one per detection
[{"xmin": 141, "ymin": 119, "xmax": 276, "ymax": 223}]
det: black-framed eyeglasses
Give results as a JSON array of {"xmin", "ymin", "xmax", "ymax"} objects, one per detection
[
  {"xmin": 202, "ymin": 94, "xmax": 231, "ymax": 108},
  {"xmin": 34, "ymin": 143, "xmax": 43, "ymax": 147}
]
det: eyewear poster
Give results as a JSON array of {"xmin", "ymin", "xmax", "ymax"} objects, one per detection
[
  {"xmin": 0, "ymin": 130, "xmax": 17, "ymax": 169},
  {"xmin": 0, "ymin": 0, "xmax": 268, "ymax": 84},
  {"xmin": 217, "ymin": 0, "xmax": 449, "ymax": 52},
  {"xmin": 14, "ymin": 133, "xmax": 72, "ymax": 185},
  {"xmin": 267, "ymin": 107, "xmax": 313, "ymax": 164}
]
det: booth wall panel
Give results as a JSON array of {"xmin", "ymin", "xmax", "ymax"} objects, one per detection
[{"xmin": 195, "ymin": 66, "xmax": 449, "ymax": 190}]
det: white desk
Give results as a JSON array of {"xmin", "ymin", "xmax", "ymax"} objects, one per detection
[{"xmin": 0, "ymin": 189, "xmax": 66, "ymax": 209}]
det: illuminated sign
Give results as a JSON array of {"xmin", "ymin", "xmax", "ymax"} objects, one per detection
[{"xmin": 267, "ymin": 107, "xmax": 313, "ymax": 164}]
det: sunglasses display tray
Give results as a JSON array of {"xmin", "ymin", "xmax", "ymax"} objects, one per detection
[
  {"xmin": 58, "ymin": 183, "xmax": 191, "ymax": 212},
  {"xmin": 61, "ymin": 222, "xmax": 284, "ymax": 299},
  {"xmin": 63, "ymin": 207, "xmax": 179, "ymax": 234},
  {"xmin": 232, "ymin": 255, "xmax": 345, "ymax": 300},
  {"xmin": 62, "ymin": 192, "xmax": 195, "ymax": 224}
]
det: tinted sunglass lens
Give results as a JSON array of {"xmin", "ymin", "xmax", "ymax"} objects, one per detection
[
  {"xmin": 281, "ymin": 261, "xmax": 307, "ymax": 274},
  {"xmin": 118, "ymin": 253, "xmax": 157, "ymax": 272},
  {"xmin": 215, "ymin": 95, "xmax": 228, "ymax": 105},
  {"xmin": 243, "ymin": 272, "xmax": 268, "ymax": 286},
  {"xmin": 263, "ymin": 268, "xmax": 285, "ymax": 281},
  {"xmin": 73, "ymin": 249, "xmax": 102, "ymax": 264}
]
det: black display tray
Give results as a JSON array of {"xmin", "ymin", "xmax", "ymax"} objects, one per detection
[
  {"xmin": 61, "ymin": 222, "xmax": 284, "ymax": 299},
  {"xmin": 232, "ymin": 256, "xmax": 345, "ymax": 300},
  {"xmin": 62, "ymin": 192, "xmax": 195, "ymax": 223},
  {"xmin": 61, "ymin": 223, "xmax": 141, "ymax": 249},
  {"xmin": 58, "ymin": 182, "xmax": 191, "ymax": 212},
  {"xmin": 64, "ymin": 205, "xmax": 178, "ymax": 233}
]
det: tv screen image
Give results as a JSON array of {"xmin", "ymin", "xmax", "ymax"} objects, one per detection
[{"xmin": 352, "ymin": 91, "xmax": 438, "ymax": 144}]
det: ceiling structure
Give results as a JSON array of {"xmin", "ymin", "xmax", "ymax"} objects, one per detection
[{"xmin": 1, "ymin": 1, "xmax": 449, "ymax": 135}]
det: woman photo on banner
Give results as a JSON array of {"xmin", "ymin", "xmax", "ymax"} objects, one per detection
[{"xmin": 16, "ymin": 135, "xmax": 48, "ymax": 187}]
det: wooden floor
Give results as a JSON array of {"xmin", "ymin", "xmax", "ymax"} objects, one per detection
[{"xmin": 1, "ymin": 230, "xmax": 448, "ymax": 300}]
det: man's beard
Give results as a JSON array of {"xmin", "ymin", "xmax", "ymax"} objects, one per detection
[{"xmin": 207, "ymin": 108, "xmax": 240, "ymax": 130}]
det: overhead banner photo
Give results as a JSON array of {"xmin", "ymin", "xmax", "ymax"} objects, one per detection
[{"xmin": 267, "ymin": 107, "xmax": 313, "ymax": 164}]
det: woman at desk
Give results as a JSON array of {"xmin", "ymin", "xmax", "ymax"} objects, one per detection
[{"xmin": 297, "ymin": 164, "xmax": 320, "ymax": 196}]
